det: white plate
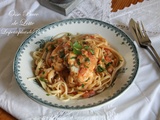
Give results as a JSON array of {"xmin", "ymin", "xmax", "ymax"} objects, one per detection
[{"xmin": 13, "ymin": 18, "xmax": 139, "ymax": 110}]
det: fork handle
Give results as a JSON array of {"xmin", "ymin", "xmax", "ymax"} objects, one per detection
[{"xmin": 146, "ymin": 44, "xmax": 160, "ymax": 68}]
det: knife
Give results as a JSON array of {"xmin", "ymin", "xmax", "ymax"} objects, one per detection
[
  {"xmin": 129, "ymin": 18, "xmax": 160, "ymax": 68},
  {"xmin": 129, "ymin": 18, "xmax": 141, "ymax": 46}
]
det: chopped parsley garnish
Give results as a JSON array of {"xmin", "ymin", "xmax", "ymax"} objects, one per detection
[
  {"xmin": 40, "ymin": 77, "xmax": 46, "ymax": 82},
  {"xmin": 67, "ymin": 33, "xmax": 71, "ymax": 36},
  {"xmin": 81, "ymin": 84, "xmax": 85, "ymax": 88},
  {"xmin": 59, "ymin": 50, "xmax": 65, "ymax": 58},
  {"xmin": 90, "ymin": 49, "xmax": 94, "ymax": 55},
  {"xmin": 70, "ymin": 56, "xmax": 76, "ymax": 59},
  {"xmin": 85, "ymin": 78, "xmax": 90, "ymax": 82},
  {"xmin": 39, "ymin": 67, "xmax": 43, "ymax": 70},
  {"xmin": 84, "ymin": 46, "xmax": 89, "ymax": 50},
  {"xmin": 84, "ymin": 64, "xmax": 89, "ymax": 68},
  {"xmin": 84, "ymin": 45, "xmax": 94, "ymax": 55},
  {"xmin": 73, "ymin": 41, "xmax": 82, "ymax": 49},
  {"xmin": 77, "ymin": 59, "xmax": 81, "ymax": 65},
  {"xmin": 71, "ymin": 41, "xmax": 82, "ymax": 55},
  {"xmin": 73, "ymin": 48, "xmax": 81, "ymax": 55},
  {"xmin": 85, "ymin": 57, "xmax": 90, "ymax": 62},
  {"xmin": 97, "ymin": 65, "xmax": 105, "ymax": 72},
  {"xmin": 105, "ymin": 62, "xmax": 112, "ymax": 68}
]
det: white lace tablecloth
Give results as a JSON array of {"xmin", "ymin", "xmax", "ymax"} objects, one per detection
[{"xmin": 0, "ymin": 0, "xmax": 160, "ymax": 119}]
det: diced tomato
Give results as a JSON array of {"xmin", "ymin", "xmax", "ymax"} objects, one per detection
[
  {"xmin": 105, "ymin": 56, "xmax": 112, "ymax": 62},
  {"xmin": 89, "ymin": 35, "xmax": 95, "ymax": 39},
  {"xmin": 107, "ymin": 67, "xmax": 113, "ymax": 74},
  {"xmin": 82, "ymin": 91, "xmax": 90, "ymax": 98},
  {"xmin": 82, "ymin": 90, "xmax": 95, "ymax": 98},
  {"xmin": 89, "ymin": 90, "xmax": 95, "ymax": 97}
]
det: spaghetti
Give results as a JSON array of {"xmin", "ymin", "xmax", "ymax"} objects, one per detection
[{"xmin": 32, "ymin": 33, "xmax": 124, "ymax": 101}]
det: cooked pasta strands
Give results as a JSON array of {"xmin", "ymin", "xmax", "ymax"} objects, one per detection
[
  {"xmin": 35, "ymin": 59, "xmax": 44, "ymax": 75},
  {"xmin": 50, "ymin": 90, "xmax": 62, "ymax": 94},
  {"xmin": 96, "ymin": 86, "xmax": 106, "ymax": 93},
  {"xmin": 39, "ymin": 80, "xmax": 47, "ymax": 90},
  {"xmin": 101, "ymin": 74, "xmax": 111, "ymax": 82},
  {"xmin": 68, "ymin": 92, "xmax": 84, "ymax": 100},
  {"xmin": 87, "ymin": 80, "xmax": 98, "ymax": 90},
  {"xmin": 97, "ymin": 42, "xmax": 106, "ymax": 47},
  {"xmin": 68, "ymin": 88, "xmax": 74, "ymax": 93},
  {"xmin": 53, "ymin": 32, "xmax": 66, "ymax": 39},
  {"xmin": 31, "ymin": 33, "xmax": 124, "ymax": 101},
  {"xmin": 33, "ymin": 50, "xmax": 42, "ymax": 59},
  {"xmin": 27, "ymin": 77, "xmax": 37, "ymax": 80}
]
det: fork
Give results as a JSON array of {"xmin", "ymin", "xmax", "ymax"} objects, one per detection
[{"xmin": 134, "ymin": 21, "xmax": 160, "ymax": 68}]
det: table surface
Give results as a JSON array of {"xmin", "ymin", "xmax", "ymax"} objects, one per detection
[{"xmin": 0, "ymin": 0, "xmax": 155, "ymax": 119}]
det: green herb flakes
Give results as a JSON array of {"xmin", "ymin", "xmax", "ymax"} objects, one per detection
[
  {"xmin": 59, "ymin": 50, "xmax": 65, "ymax": 58},
  {"xmin": 70, "ymin": 57, "xmax": 76, "ymax": 59},
  {"xmin": 73, "ymin": 48, "xmax": 81, "ymax": 55},
  {"xmin": 77, "ymin": 59, "xmax": 81, "ymax": 65},
  {"xmin": 105, "ymin": 62, "xmax": 112, "ymax": 68},
  {"xmin": 84, "ymin": 46, "xmax": 89, "ymax": 50},
  {"xmin": 72, "ymin": 41, "xmax": 82, "ymax": 55},
  {"xmin": 67, "ymin": 33, "xmax": 71, "ymax": 36},
  {"xmin": 85, "ymin": 57, "xmax": 90, "ymax": 62},
  {"xmin": 90, "ymin": 49, "xmax": 94, "ymax": 55},
  {"xmin": 39, "ymin": 77, "xmax": 46, "ymax": 82},
  {"xmin": 97, "ymin": 66, "xmax": 105, "ymax": 72},
  {"xmin": 73, "ymin": 41, "xmax": 82, "ymax": 49}
]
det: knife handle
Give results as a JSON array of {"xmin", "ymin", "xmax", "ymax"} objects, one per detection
[{"xmin": 146, "ymin": 44, "xmax": 160, "ymax": 68}]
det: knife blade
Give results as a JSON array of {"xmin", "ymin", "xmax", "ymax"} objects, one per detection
[{"xmin": 129, "ymin": 18, "xmax": 140, "ymax": 46}]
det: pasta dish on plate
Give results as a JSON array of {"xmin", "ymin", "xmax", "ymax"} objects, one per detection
[{"xmin": 32, "ymin": 33, "xmax": 124, "ymax": 101}]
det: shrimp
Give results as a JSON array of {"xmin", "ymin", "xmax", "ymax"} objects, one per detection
[
  {"xmin": 78, "ymin": 67, "xmax": 93, "ymax": 83},
  {"xmin": 67, "ymin": 52, "xmax": 77, "ymax": 66},
  {"xmin": 47, "ymin": 70, "xmax": 55, "ymax": 83},
  {"xmin": 77, "ymin": 51, "xmax": 97, "ymax": 83},
  {"xmin": 82, "ymin": 90, "xmax": 96, "ymax": 98},
  {"xmin": 51, "ymin": 61, "xmax": 65, "ymax": 72}
]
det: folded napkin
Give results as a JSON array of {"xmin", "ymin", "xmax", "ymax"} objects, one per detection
[{"xmin": 0, "ymin": 0, "xmax": 160, "ymax": 120}]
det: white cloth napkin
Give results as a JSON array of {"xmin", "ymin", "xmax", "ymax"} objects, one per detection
[{"xmin": 0, "ymin": 0, "xmax": 160, "ymax": 120}]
